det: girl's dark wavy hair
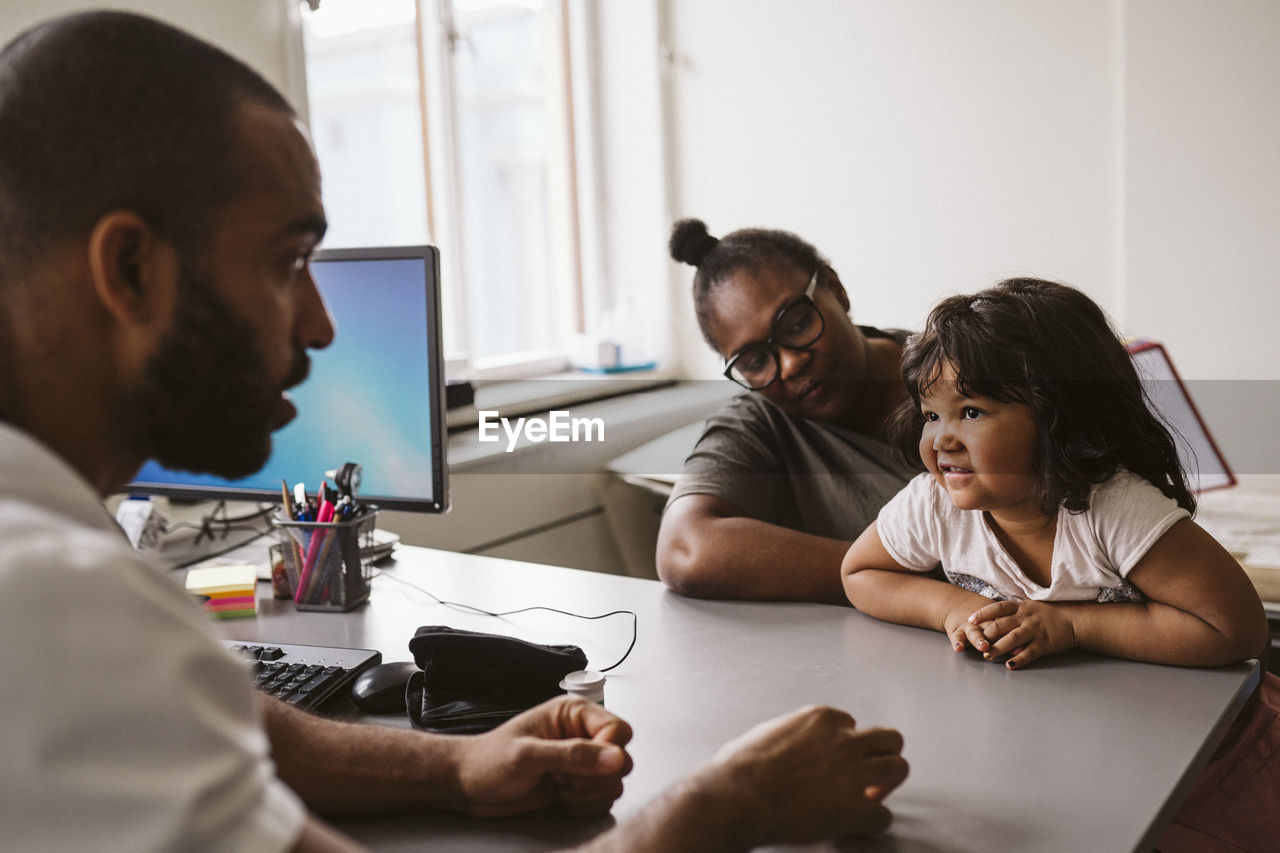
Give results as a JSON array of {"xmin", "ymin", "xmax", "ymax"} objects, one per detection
[{"xmin": 890, "ymin": 278, "xmax": 1195, "ymax": 515}]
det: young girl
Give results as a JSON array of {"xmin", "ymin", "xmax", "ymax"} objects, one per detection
[
  {"xmin": 842, "ymin": 278, "xmax": 1276, "ymax": 850},
  {"xmin": 842, "ymin": 277, "xmax": 1267, "ymax": 669}
]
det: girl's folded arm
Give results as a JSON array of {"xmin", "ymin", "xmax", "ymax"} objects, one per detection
[
  {"xmin": 842, "ymin": 522, "xmax": 992, "ymax": 649},
  {"xmin": 1068, "ymin": 519, "xmax": 1269, "ymax": 666}
]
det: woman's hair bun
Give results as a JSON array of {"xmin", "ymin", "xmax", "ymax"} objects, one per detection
[{"xmin": 669, "ymin": 218, "xmax": 719, "ymax": 267}]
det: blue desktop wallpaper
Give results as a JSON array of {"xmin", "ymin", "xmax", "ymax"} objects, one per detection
[{"xmin": 130, "ymin": 255, "xmax": 441, "ymax": 508}]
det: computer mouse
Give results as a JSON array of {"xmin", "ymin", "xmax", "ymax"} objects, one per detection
[{"xmin": 350, "ymin": 660, "xmax": 419, "ymax": 714}]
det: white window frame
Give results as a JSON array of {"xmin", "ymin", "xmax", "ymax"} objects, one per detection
[
  {"xmin": 292, "ymin": 0, "xmax": 670, "ymax": 386},
  {"xmin": 417, "ymin": 0, "xmax": 585, "ymax": 380}
]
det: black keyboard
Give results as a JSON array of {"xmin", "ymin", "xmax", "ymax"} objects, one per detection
[{"xmin": 223, "ymin": 640, "xmax": 382, "ymax": 711}]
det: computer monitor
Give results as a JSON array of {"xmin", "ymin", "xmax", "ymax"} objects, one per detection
[{"xmin": 127, "ymin": 245, "xmax": 448, "ymax": 512}]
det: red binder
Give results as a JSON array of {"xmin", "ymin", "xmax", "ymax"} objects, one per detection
[{"xmin": 1127, "ymin": 340, "xmax": 1236, "ymax": 493}]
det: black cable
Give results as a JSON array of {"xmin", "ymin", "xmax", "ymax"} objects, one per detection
[
  {"xmin": 372, "ymin": 570, "xmax": 637, "ymax": 673},
  {"xmin": 171, "ymin": 526, "xmax": 274, "ymax": 569},
  {"xmin": 165, "ymin": 522, "xmax": 271, "ymax": 535},
  {"xmin": 161, "ymin": 502, "xmax": 275, "ymax": 541},
  {"xmin": 205, "ymin": 502, "xmax": 277, "ymax": 524},
  {"xmin": 192, "ymin": 502, "xmax": 275, "ymax": 545}
]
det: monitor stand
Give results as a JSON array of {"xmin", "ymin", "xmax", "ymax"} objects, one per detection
[{"xmin": 139, "ymin": 498, "xmax": 277, "ymax": 571}]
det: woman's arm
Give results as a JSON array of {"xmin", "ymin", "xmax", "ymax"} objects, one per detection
[
  {"xmin": 974, "ymin": 519, "xmax": 1269, "ymax": 668},
  {"xmin": 657, "ymin": 495, "xmax": 853, "ymax": 604},
  {"xmin": 841, "ymin": 522, "xmax": 994, "ymax": 652}
]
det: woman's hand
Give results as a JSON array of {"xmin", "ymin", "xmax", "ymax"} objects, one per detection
[{"xmin": 967, "ymin": 599, "xmax": 1078, "ymax": 669}]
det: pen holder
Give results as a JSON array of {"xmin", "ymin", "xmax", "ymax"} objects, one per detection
[{"xmin": 272, "ymin": 509, "xmax": 378, "ymax": 612}]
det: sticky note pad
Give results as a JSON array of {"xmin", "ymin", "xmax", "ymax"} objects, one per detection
[
  {"xmin": 186, "ymin": 563, "xmax": 258, "ymax": 594},
  {"xmin": 186, "ymin": 564, "xmax": 258, "ymax": 618}
]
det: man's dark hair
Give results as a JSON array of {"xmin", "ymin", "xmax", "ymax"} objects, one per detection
[
  {"xmin": 891, "ymin": 277, "xmax": 1195, "ymax": 515},
  {"xmin": 0, "ymin": 10, "xmax": 294, "ymax": 278},
  {"xmin": 669, "ymin": 218, "xmax": 829, "ymax": 348}
]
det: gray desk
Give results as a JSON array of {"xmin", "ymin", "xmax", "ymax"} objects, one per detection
[{"xmin": 222, "ymin": 545, "xmax": 1259, "ymax": 852}]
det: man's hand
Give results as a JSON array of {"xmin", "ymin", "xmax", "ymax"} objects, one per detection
[
  {"xmin": 701, "ymin": 705, "xmax": 908, "ymax": 846},
  {"xmin": 968, "ymin": 599, "xmax": 1077, "ymax": 669},
  {"xmin": 455, "ymin": 696, "xmax": 633, "ymax": 817}
]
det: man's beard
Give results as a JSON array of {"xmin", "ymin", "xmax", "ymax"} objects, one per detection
[{"xmin": 127, "ymin": 261, "xmax": 310, "ymax": 480}]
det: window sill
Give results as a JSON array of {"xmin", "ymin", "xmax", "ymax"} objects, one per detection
[
  {"xmin": 444, "ymin": 375, "xmax": 733, "ymax": 475},
  {"xmin": 445, "ymin": 368, "xmax": 680, "ymax": 432}
]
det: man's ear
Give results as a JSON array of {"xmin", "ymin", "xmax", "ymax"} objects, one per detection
[{"xmin": 85, "ymin": 210, "xmax": 179, "ymax": 329}]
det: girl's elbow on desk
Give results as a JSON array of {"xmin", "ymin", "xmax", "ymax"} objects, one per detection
[
  {"xmin": 1070, "ymin": 600, "xmax": 1267, "ymax": 668},
  {"xmin": 841, "ymin": 568, "xmax": 873, "ymax": 610},
  {"xmin": 1230, "ymin": 606, "xmax": 1272, "ymax": 665},
  {"xmin": 841, "ymin": 523, "xmax": 890, "ymax": 577},
  {"xmin": 841, "ymin": 566, "xmax": 918, "ymax": 615},
  {"xmin": 840, "ymin": 551, "xmax": 883, "ymax": 609}
]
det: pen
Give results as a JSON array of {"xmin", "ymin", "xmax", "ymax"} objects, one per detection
[
  {"xmin": 280, "ymin": 479, "xmax": 294, "ymax": 521},
  {"xmin": 281, "ymin": 480, "xmax": 307, "ymax": 584},
  {"xmin": 293, "ymin": 482, "xmax": 310, "ymax": 520},
  {"xmin": 309, "ymin": 523, "xmax": 341, "ymax": 604},
  {"xmin": 297, "ymin": 489, "xmax": 335, "ymax": 603}
]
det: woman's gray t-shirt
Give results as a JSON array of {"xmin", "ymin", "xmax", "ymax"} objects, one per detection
[{"xmin": 666, "ymin": 328, "xmax": 918, "ymax": 541}]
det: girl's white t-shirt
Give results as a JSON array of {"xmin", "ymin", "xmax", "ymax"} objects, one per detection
[{"xmin": 875, "ymin": 471, "xmax": 1190, "ymax": 603}]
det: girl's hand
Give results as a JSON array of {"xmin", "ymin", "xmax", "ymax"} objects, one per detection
[
  {"xmin": 942, "ymin": 605, "xmax": 993, "ymax": 655},
  {"xmin": 967, "ymin": 600, "xmax": 1078, "ymax": 669}
]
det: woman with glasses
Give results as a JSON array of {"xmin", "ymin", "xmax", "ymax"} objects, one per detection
[{"xmin": 657, "ymin": 219, "xmax": 918, "ymax": 603}]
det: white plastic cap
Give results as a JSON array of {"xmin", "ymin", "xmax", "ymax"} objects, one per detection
[{"xmin": 560, "ymin": 670, "xmax": 606, "ymax": 704}]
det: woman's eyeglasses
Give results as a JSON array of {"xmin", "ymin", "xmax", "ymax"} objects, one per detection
[{"xmin": 723, "ymin": 268, "xmax": 826, "ymax": 390}]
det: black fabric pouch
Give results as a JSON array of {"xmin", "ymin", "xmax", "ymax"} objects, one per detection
[{"xmin": 406, "ymin": 625, "xmax": 588, "ymax": 734}]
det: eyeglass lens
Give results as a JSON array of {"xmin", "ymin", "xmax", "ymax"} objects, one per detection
[{"xmin": 728, "ymin": 300, "xmax": 824, "ymax": 388}]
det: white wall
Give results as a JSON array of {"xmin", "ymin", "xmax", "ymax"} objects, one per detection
[
  {"xmin": 654, "ymin": 0, "xmax": 1280, "ymax": 384},
  {"xmin": 660, "ymin": 0, "xmax": 1123, "ymax": 376},
  {"xmin": 0, "ymin": 0, "xmax": 307, "ymax": 115},
  {"xmin": 1124, "ymin": 0, "xmax": 1280, "ymax": 380},
  {"xmin": 9, "ymin": 0, "xmax": 1274, "ymax": 387},
  {"xmin": 570, "ymin": 0, "xmax": 673, "ymax": 369}
]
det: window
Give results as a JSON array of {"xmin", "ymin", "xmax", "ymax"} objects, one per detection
[{"xmin": 301, "ymin": 0, "xmax": 582, "ymax": 377}]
